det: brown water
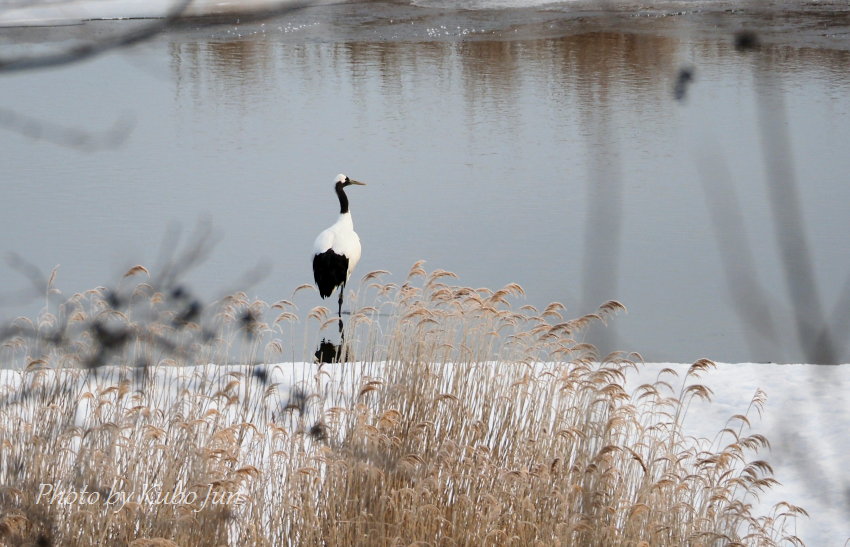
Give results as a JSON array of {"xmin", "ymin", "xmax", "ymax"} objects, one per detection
[{"xmin": 1, "ymin": 2, "xmax": 849, "ymax": 363}]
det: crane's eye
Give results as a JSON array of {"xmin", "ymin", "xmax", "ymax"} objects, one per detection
[{"xmin": 344, "ymin": 177, "xmax": 350, "ymax": 183}]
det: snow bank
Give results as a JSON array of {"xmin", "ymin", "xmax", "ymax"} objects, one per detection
[{"xmin": 628, "ymin": 362, "xmax": 850, "ymax": 546}]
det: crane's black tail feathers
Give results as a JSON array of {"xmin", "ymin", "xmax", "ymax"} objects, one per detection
[{"xmin": 313, "ymin": 250, "xmax": 349, "ymax": 299}]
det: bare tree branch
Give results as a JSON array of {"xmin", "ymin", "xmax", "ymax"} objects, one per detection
[
  {"xmin": 0, "ymin": 0, "xmax": 195, "ymax": 72},
  {"xmin": 695, "ymin": 140, "xmax": 781, "ymax": 358},
  {"xmin": 0, "ymin": 106, "xmax": 132, "ymax": 149},
  {"xmin": 0, "ymin": 0, "xmax": 313, "ymax": 73},
  {"xmin": 752, "ymin": 55, "xmax": 839, "ymax": 363},
  {"xmin": 825, "ymin": 272, "xmax": 850, "ymax": 359}
]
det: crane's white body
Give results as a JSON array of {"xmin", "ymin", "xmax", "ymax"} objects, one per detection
[{"xmin": 313, "ymin": 212, "xmax": 361, "ymax": 281}]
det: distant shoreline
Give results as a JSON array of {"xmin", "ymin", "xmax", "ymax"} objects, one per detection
[{"xmin": 2, "ymin": 0, "xmax": 849, "ymax": 52}]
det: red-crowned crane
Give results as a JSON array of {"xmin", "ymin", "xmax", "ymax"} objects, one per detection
[{"xmin": 312, "ymin": 174, "xmax": 366, "ymax": 320}]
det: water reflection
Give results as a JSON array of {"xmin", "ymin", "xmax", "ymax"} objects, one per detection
[
  {"xmin": 169, "ymin": 31, "xmax": 688, "ymax": 110},
  {"xmin": 3, "ymin": 12, "xmax": 850, "ymax": 363},
  {"xmin": 170, "ymin": 38, "xmax": 278, "ymax": 108},
  {"xmin": 169, "ymin": 27, "xmax": 850, "ymax": 124},
  {"xmin": 166, "ymin": 28, "xmax": 850, "ymax": 121},
  {"xmin": 314, "ymin": 337, "xmax": 343, "ymax": 363}
]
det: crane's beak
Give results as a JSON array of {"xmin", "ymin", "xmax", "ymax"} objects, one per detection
[{"xmin": 348, "ymin": 179, "xmax": 366, "ymax": 186}]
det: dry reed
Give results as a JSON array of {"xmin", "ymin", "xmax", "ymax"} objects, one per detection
[{"xmin": 0, "ymin": 263, "xmax": 805, "ymax": 546}]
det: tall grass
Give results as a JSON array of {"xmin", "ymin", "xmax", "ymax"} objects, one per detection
[{"xmin": 0, "ymin": 263, "xmax": 804, "ymax": 545}]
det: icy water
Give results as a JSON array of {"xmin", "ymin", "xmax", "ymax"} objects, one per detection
[{"xmin": 2, "ymin": 1, "xmax": 850, "ymax": 363}]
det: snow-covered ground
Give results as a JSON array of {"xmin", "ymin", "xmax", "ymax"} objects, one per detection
[
  {"xmin": 2, "ymin": 361, "xmax": 847, "ymax": 544},
  {"xmin": 633, "ymin": 363, "xmax": 850, "ymax": 546}
]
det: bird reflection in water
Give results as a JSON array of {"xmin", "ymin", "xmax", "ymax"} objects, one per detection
[{"xmin": 314, "ymin": 337, "xmax": 343, "ymax": 364}]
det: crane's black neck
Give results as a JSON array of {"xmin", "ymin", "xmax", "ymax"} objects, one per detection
[{"xmin": 335, "ymin": 181, "xmax": 349, "ymax": 214}]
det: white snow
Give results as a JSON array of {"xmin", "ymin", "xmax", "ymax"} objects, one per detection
[
  {"xmin": 0, "ymin": 0, "xmax": 306, "ymax": 26},
  {"xmin": 628, "ymin": 362, "xmax": 850, "ymax": 546}
]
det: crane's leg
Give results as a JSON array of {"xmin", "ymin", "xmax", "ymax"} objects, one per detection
[
  {"xmin": 337, "ymin": 283, "xmax": 345, "ymax": 332},
  {"xmin": 338, "ymin": 284, "xmax": 346, "ymax": 358}
]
